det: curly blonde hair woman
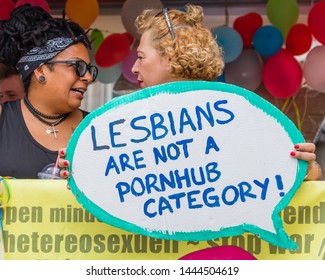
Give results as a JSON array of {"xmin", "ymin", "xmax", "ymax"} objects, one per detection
[{"xmin": 131, "ymin": 5, "xmax": 224, "ymax": 87}]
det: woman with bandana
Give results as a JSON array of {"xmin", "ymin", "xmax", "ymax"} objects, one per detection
[{"xmin": 0, "ymin": 4, "xmax": 98, "ymax": 179}]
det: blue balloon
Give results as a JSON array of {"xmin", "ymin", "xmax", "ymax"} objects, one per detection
[
  {"xmin": 216, "ymin": 70, "xmax": 225, "ymax": 82},
  {"xmin": 212, "ymin": 26, "xmax": 243, "ymax": 63},
  {"xmin": 253, "ymin": 25, "xmax": 283, "ymax": 57}
]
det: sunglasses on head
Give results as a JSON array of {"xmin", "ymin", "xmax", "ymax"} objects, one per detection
[
  {"xmin": 162, "ymin": 8, "xmax": 175, "ymax": 39},
  {"xmin": 155, "ymin": 8, "xmax": 175, "ymax": 40},
  {"xmin": 46, "ymin": 59, "xmax": 98, "ymax": 82}
]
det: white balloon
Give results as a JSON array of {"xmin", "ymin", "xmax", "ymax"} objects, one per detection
[
  {"xmin": 303, "ymin": 46, "xmax": 325, "ymax": 93},
  {"xmin": 225, "ymin": 49, "xmax": 263, "ymax": 91}
]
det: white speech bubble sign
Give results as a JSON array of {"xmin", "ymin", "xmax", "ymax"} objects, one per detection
[{"xmin": 67, "ymin": 81, "xmax": 307, "ymax": 249}]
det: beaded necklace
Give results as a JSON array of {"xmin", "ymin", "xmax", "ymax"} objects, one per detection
[{"xmin": 24, "ymin": 96, "xmax": 69, "ymax": 139}]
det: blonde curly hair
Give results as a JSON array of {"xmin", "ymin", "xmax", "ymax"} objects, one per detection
[{"xmin": 135, "ymin": 5, "xmax": 224, "ymax": 81}]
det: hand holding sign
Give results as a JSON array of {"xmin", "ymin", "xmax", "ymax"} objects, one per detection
[{"xmin": 66, "ymin": 81, "xmax": 307, "ymax": 250}]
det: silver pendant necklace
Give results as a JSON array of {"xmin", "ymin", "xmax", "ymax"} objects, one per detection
[
  {"xmin": 37, "ymin": 119, "xmax": 61, "ymax": 139},
  {"xmin": 24, "ymin": 95, "xmax": 69, "ymax": 139},
  {"xmin": 45, "ymin": 125, "xmax": 59, "ymax": 139}
]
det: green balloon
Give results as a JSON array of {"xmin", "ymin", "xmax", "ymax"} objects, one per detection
[
  {"xmin": 90, "ymin": 29, "xmax": 104, "ymax": 52},
  {"xmin": 266, "ymin": 0, "xmax": 299, "ymax": 39}
]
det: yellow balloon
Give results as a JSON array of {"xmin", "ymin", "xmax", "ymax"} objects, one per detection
[{"xmin": 65, "ymin": 0, "xmax": 99, "ymax": 29}]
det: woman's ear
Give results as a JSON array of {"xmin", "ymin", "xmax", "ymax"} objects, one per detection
[
  {"xmin": 34, "ymin": 66, "xmax": 46, "ymax": 84},
  {"xmin": 162, "ymin": 56, "xmax": 172, "ymax": 72}
]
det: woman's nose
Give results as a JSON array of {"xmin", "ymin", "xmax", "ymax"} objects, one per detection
[
  {"xmin": 80, "ymin": 70, "xmax": 93, "ymax": 83},
  {"xmin": 131, "ymin": 60, "xmax": 139, "ymax": 74}
]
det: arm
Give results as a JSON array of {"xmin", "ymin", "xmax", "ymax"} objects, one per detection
[{"xmin": 291, "ymin": 143, "xmax": 323, "ymax": 181}]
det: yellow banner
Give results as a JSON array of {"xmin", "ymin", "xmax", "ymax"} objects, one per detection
[{"xmin": 1, "ymin": 180, "xmax": 325, "ymax": 260}]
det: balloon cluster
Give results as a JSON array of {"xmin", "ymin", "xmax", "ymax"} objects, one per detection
[
  {"xmin": 218, "ymin": 0, "xmax": 325, "ymax": 98},
  {"xmin": 1, "ymin": 0, "xmax": 325, "ymax": 95}
]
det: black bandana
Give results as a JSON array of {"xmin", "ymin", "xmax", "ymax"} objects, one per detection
[{"xmin": 16, "ymin": 36, "xmax": 88, "ymax": 81}]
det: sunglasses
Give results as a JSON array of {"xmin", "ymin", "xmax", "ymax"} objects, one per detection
[
  {"xmin": 155, "ymin": 8, "xmax": 175, "ymax": 40},
  {"xmin": 46, "ymin": 59, "xmax": 98, "ymax": 82},
  {"xmin": 163, "ymin": 8, "xmax": 175, "ymax": 39}
]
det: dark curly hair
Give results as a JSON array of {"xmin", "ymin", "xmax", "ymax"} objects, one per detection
[{"xmin": 0, "ymin": 4, "xmax": 91, "ymax": 91}]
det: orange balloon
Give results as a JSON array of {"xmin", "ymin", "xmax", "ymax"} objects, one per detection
[{"xmin": 65, "ymin": 0, "xmax": 99, "ymax": 29}]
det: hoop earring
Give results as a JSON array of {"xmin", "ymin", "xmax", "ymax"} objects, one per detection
[{"xmin": 38, "ymin": 76, "xmax": 46, "ymax": 84}]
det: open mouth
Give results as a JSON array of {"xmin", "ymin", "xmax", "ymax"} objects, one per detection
[{"xmin": 71, "ymin": 88, "xmax": 86, "ymax": 98}]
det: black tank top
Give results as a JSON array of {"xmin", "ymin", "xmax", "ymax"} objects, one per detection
[{"xmin": 0, "ymin": 101, "xmax": 88, "ymax": 179}]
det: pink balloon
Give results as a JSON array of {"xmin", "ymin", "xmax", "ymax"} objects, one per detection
[
  {"xmin": 263, "ymin": 49, "xmax": 303, "ymax": 99},
  {"xmin": 122, "ymin": 48, "xmax": 138, "ymax": 84},
  {"xmin": 303, "ymin": 46, "xmax": 325, "ymax": 92},
  {"xmin": 179, "ymin": 246, "xmax": 257, "ymax": 260},
  {"xmin": 15, "ymin": 0, "xmax": 51, "ymax": 13},
  {"xmin": 0, "ymin": 0, "xmax": 15, "ymax": 20}
]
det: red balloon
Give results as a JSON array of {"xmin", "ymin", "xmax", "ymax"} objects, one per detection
[
  {"xmin": 263, "ymin": 49, "xmax": 303, "ymax": 99},
  {"xmin": 15, "ymin": 0, "xmax": 51, "ymax": 14},
  {"xmin": 179, "ymin": 246, "xmax": 257, "ymax": 260},
  {"xmin": 0, "ymin": 0, "xmax": 15, "ymax": 20},
  {"xmin": 246, "ymin": 12, "xmax": 263, "ymax": 28},
  {"xmin": 286, "ymin": 24, "xmax": 312, "ymax": 56},
  {"xmin": 95, "ymin": 33, "xmax": 131, "ymax": 68},
  {"xmin": 308, "ymin": 1, "xmax": 325, "ymax": 45},
  {"xmin": 233, "ymin": 13, "xmax": 263, "ymax": 48},
  {"xmin": 123, "ymin": 32, "xmax": 134, "ymax": 45}
]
